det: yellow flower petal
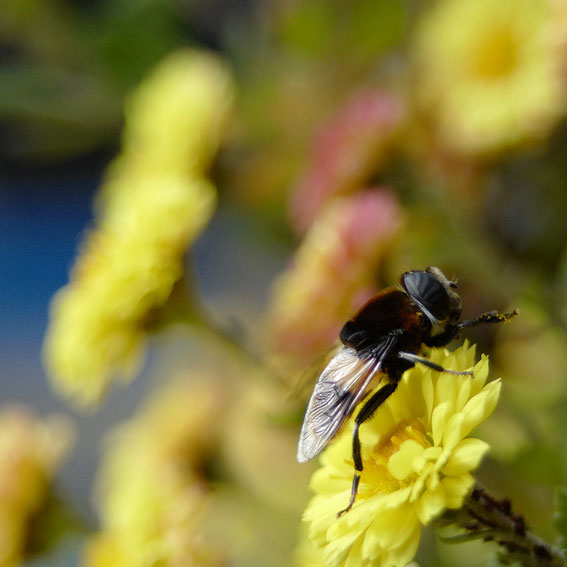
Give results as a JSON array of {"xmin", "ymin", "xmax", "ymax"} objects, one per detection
[
  {"xmin": 461, "ymin": 379, "xmax": 502, "ymax": 438},
  {"xmin": 436, "ymin": 369, "xmax": 458, "ymax": 407},
  {"xmin": 442, "ymin": 438, "xmax": 490, "ymax": 477},
  {"xmin": 415, "ymin": 480, "xmax": 446, "ymax": 525},
  {"xmin": 441, "ymin": 473, "xmax": 475, "ymax": 509},
  {"xmin": 455, "ymin": 375, "xmax": 472, "ymax": 412},
  {"xmin": 362, "ymin": 503, "xmax": 419, "ymax": 559},
  {"xmin": 420, "ymin": 370, "xmax": 435, "ymax": 419},
  {"xmin": 388, "ymin": 523, "xmax": 421, "ymax": 567},
  {"xmin": 431, "ymin": 401, "xmax": 452, "ymax": 446},
  {"xmin": 471, "ymin": 354, "xmax": 490, "ymax": 391},
  {"xmin": 442, "ymin": 412, "xmax": 465, "ymax": 450},
  {"xmin": 388, "ymin": 440, "xmax": 424, "ymax": 480}
]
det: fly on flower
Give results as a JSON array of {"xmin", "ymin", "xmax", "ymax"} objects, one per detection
[{"xmin": 297, "ymin": 266, "xmax": 518, "ymax": 516}]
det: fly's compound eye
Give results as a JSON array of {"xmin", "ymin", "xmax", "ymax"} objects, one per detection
[{"xmin": 401, "ymin": 270, "xmax": 452, "ymax": 324}]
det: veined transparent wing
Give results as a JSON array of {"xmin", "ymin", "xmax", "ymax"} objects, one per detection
[{"xmin": 297, "ymin": 347, "xmax": 383, "ymax": 463}]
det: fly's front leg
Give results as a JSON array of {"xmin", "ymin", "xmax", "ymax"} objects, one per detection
[
  {"xmin": 458, "ymin": 308, "xmax": 519, "ymax": 330},
  {"xmin": 337, "ymin": 381, "xmax": 398, "ymax": 518},
  {"xmin": 424, "ymin": 309, "xmax": 519, "ymax": 349}
]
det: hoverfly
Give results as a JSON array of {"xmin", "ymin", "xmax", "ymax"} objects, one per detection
[{"xmin": 297, "ymin": 266, "xmax": 518, "ymax": 516}]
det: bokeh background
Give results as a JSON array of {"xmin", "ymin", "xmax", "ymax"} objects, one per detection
[{"xmin": 3, "ymin": 0, "xmax": 567, "ymax": 565}]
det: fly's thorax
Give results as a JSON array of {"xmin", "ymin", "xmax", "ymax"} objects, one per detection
[{"xmin": 340, "ymin": 288, "xmax": 421, "ymax": 349}]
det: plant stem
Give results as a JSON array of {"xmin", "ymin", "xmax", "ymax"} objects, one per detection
[
  {"xmin": 455, "ymin": 484, "xmax": 566, "ymax": 566},
  {"xmin": 156, "ymin": 275, "xmax": 288, "ymax": 388}
]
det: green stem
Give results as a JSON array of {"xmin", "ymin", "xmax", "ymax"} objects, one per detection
[{"xmin": 154, "ymin": 275, "xmax": 287, "ymax": 388}]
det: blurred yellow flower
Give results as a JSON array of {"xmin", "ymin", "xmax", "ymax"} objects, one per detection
[
  {"xmin": 302, "ymin": 343, "xmax": 500, "ymax": 567},
  {"xmin": 116, "ymin": 50, "xmax": 234, "ymax": 178},
  {"xmin": 99, "ymin": 175, "xmax": 217, "ymax": 255},
  {"xmin": 85, "ymin": 376, "xmax": 228, "ymax": 567},
  {"xmin": 294, "ymin": 525, "xmax": 326, "ymax": 567},
  {"xmin": 414, "ymin": 0, "xmax": 567, "ymax": 156},
  {"xmin": 0, "ymin": 406, "xmax": 74, "ymax": 567},
  {"xmin": 223, "ymin": 378, "xmax": 313, "ymax": 513},
  {"xmin": 44, "ymin": 50, "xmax": 234, "ymax": 407},
  {"xmin": 268, "ymin": 189, "xmax": 402, "ymax": 364}
]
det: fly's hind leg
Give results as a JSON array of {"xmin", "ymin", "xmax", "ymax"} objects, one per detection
[{"xmin": 337, "ymin": 381, "xmax": 398, "ymax": 518}]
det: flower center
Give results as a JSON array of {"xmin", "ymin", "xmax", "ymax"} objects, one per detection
[
  {"xmin": 360, "ymin": 418, "xmax": 435, "ymax": 496},
  {"xmin": 468, "ymin": 26, "xmax": 519, "ymax": 79}
]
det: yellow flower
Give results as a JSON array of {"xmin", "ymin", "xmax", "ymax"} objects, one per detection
[
  {"xmin": 115, "ymin": 49, "xmax": 234, "ymax": 178},
  {"xmin": 43, "ymin": 50, "xmax": 234, "ymax": 406},
  {"xmin": 294, "ymin": 524, "xmax": 327, "ymax": 567},
  {"xmin": 0, "ymin": 406, "xmax": 74, "ymax": 566},
  {"xmin": 85, "ymin": 483, "xmax": 216, "ymax": 567},
  {"xmin": 223, "ymin": 378, "xmax": 313, "ymax": 513},
  {"xmin": 84, "ymin": 376, "xmax": 228, "ymax": 567},
  {"xmin": 44, "ymin": 177, "xmax": 215, "ymax": 406},
  {"xmin": 99, "ymin": 175, "xmax": 216, "ymax": 254},
  {"xmin": 302, "ymin": 343, "xmax": 500, "ymax": 567},
  {"xmin": 414, "ymin": 0, "xmax": 567, "ymax": 156}
]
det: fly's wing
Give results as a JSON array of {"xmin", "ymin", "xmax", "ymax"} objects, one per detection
[
  {"xmin": 297, "ymin": 347, "xmax": 383, "ymax": 463},
  {"xmin": 287, "ymin": 344, "xmax": 342, "ymax": 402}
]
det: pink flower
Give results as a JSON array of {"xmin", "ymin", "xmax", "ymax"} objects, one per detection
[
  {"xmin": 269, "ymin": 188, "xmax": 402, "ymax": 363},
  {"xmin": 289, "ymin": 90, "xmax": 405, "ymax": 232}
]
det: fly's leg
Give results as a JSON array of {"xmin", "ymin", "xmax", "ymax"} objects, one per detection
[
  {"xmin": 458, "ymin": 308, "xmax": 519, "ymax": 330},
  {"xmin": 397, "ymin": 352, "xmax": 473, "ymax": 376},
  {"xmin": 424, "ymin": 308, "xmax": 519, "ymax": 348},
  {"xmin": 337, "ymin": 381, "xmax": 398, "ymax": 518}
]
